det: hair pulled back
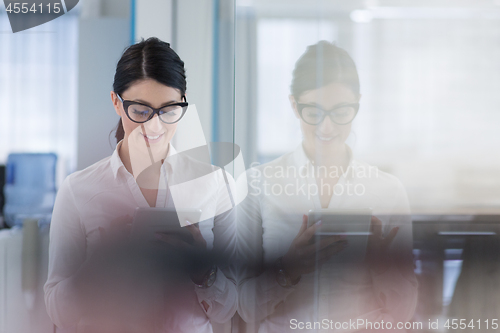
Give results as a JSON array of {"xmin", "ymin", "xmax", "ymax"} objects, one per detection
[
  {"xmin": 291, "ymin": 41, "xmax": 359, "ymax": 100},
  {"xmin": 112, "ymin": 37, "xmax": 186, "ymax": 143}
]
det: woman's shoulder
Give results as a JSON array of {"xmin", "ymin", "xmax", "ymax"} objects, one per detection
[
  {"xmin": 350, "ymin": 159, "xmax": 407, "ymax": 201},
  {"xmin": 62, "ymin": 156, "xmax": 115, "ymax": 195},
  {"xmin": 245, "ymin": 152, "xmax": 295, "ymax": 179},
  {"xmin": 351, "ymin": 159, "xmax": 403, "ymax": 185}
]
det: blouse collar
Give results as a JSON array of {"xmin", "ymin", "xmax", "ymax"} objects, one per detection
[{"xmin": 110, "ymin": 140, "xmax": 177, "ymax": 179}]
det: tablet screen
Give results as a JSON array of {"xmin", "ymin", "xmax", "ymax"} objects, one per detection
[
  {"xmin": 308, "ymin": 209, "xmax": 372, "ymax": 264},
  {"xmin": 132, "ymin": 208, "xmax": 202, "ymax": 243}
]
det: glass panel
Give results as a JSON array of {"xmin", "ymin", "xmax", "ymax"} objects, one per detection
[
  {"xmin": 233, "ymin": 1, "xmax": 500, "ymax": 331},
  {"xmin": 0, "ymin": 12, "xmax": 78, "ymax": 172}
]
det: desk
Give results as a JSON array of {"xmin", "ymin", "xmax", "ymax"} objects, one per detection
[{"xmin": 412, "ymin": 215, "xmax": 500, "ymax": 327}]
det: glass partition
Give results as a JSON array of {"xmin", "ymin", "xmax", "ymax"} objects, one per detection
[{"xmin": 232, "ymin": 1, "xmax": 500, "ymax": 332}]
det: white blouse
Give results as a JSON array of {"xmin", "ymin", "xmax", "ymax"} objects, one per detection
[
  {"xmin": 44, "ymin": 143, "xmax": 238, "ymax": 332},
  {"xmin": 237, "ymin": 144, "xmax": 418, "ymax": 332}
]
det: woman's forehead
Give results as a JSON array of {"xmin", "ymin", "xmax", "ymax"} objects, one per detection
[
  {"xmin": 298, "ymin": 82, "xmax": 357, "ymax": 107},
  {"xmin": 124, "ymin": 79, "xmax": 182, "ymax": 106}
]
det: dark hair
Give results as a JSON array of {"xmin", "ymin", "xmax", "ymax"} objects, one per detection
[
  {"xmin": 291, "ymin": 41, "xmax": 359, "ymax": 100},
  {"xmin": 112, "ymin": 37, "xmax": 187, "ymax": 143}
]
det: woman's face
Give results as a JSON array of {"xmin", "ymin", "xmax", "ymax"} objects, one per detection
[
  {"xmin": 291, "ymin": 82, "xmax": 360, "ymax": 157},
  {"xmin": 111, "ymin": 79, "xmax": 183, "ymax": 149}
]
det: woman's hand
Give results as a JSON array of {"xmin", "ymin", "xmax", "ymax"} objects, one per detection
[
  {"xmin": 282, "ymin": 214, "xmax": 348, "ymax": 281},
  {"xmin": 365, "ymin": 216, "xmax": 399, "ymax": 274},
  {"xmin": 74, "ymin": 214, "xmax": 134, "ymax": 288},
  {"xmin": 154, "ymin": 223, "xmax": 211, "ymax": 283},
  {"xmin": 98, "ymin": 214, "xmax": 133, "ymax": 243},
  {"xmin": 155, "ymin": 224, "xmax": 213, "ymax": 312},
  {"xmin": 154, "ymin": 223, "xmax": 207, "ymax": 251}
]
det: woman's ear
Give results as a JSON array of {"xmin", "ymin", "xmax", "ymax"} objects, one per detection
[
  {"xmin": 289, "ymin": 95, "xmax": 300, "ymax": 119},
  {"xmin": 111, "ymin": 91, "xmax": 122, "ymax": 117}
]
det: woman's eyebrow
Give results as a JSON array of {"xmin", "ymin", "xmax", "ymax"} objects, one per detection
[
  {"xmin": 133, "ymin": 99, "xmax": 180, "ymax": 107},
  {"xmin": 299, "ymin": 101, "xmax": 357, "ymax": 108}
]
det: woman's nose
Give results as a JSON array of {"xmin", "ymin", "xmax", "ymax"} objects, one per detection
[
  {"xmin": 317, "ymin": 114, "xmax": 335, "ymax": 134},
  {"xmin": 145, "ymin": 114, "xmax": 163, "ymax": 133}
]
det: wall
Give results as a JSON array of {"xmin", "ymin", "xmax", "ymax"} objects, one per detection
[
  {"xmin": 76, "ymin": 1, "xmax": 130, "ymax": 170},
  {"xmin": 135, "ymin": 0, "xmax": 173, "ymax": 44},
  {"xmin": 174, "ymin": 0, "xmax": 215, "ymax": 150}
]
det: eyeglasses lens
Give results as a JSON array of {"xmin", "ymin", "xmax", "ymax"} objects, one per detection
[
  {"xmin": 128, "ymin": 104, "xmax": 154, "ymax": 123},
  {"xmin": 302, "ymin": 105, "xmax": 356, "ymax": 125},
  {"xmin": 159, "ymin": 105, "xmax": 184, "ymax": 124},
  {"xmin": 126, "ymin": 103, "xmax": 186, "ymax": 124}
]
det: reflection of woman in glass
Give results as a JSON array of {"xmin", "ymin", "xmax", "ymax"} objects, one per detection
[
  {"xmin": 44, "ymin": 38, "xmax": 237, "ymax": 332},
  {"xmin": 238, "ymin": 41, "xmax": 418, "ymax": 332}
]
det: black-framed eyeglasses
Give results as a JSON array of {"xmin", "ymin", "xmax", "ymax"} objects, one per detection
[
  {"xmin": 116, "ymin": 93, "xmax": 189, "ymax": 124},
  {"xmin": 297, "ymin": 102, "xmax": 359, "ymax": 125}
]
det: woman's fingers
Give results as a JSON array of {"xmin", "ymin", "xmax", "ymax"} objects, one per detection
[
  {"xmin": 382, "ymin": 226, "xmax": 399, "ymax": 248},
  {"xmin": 292, "ymin": 215, "xmax": 309, "ymax": 244},
  {"xmin": 155, "ymin": 225, "xmax": 207, "ymax": 251},
  {"xmin": 100, "ymin": 214, "xmax": 134, "ymax": 242},
  {"xmin": 285, "ymin": 214, "xmax": 353, "ymax": 277},
  {"xmin": 370, "ymin": 216, "xmax": 399, "ymax": 245},
  {"xmin": 111, "ymin": 214, "xmax": 133, "ymax": 227},
  {"xmin": 296, "ymin": 215, "xmax": 308, "ymax": 238},
  {"xmin": 370, "ymin": 216, "xmax": 382, "ymax": 239},
  {"xmin": 186, "ymin": 224, "xmax": 207, "ymax": 249},
  {"xmin": 154, "ymin": 232, "xmax": 191, "ymax": 251},
  {"xmin": 295, "ymin": 220, "xmax": 322, "ymax": 247},
  {"xmin": 296, "ymin": 217, "xmax": 346, "ymax": 249}
]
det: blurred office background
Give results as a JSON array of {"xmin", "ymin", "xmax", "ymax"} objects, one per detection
[{"xmin": 1, "ymin": 0, "xmax": 500, "ymax": 332}]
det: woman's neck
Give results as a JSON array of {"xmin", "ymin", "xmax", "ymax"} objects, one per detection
[
  {"xmin": 118, "ymin": 137, "xmax": 170, "ymax": 177},
  {"xmin": 118, "ymin": 140, "xmax": 133, "ymax": 175},
  {"xmin": 302, "ymin": 141, "xmax": 350, "ymax": 170}
]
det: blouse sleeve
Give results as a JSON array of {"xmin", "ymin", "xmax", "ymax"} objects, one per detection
[
  {"xmin": 367, "ymin": 182, "xmax": 419, "ymax": 326},
  {"xmin": 193, "ymin": 169, "xmax": 238, "ymax": 323},
  {"xmin": 236, "ymin": 168, "xmax": 296, "ymax": 323},
  {"xmin": 44, "ymin": 176, "xmax": 86, "ymax": 328}
]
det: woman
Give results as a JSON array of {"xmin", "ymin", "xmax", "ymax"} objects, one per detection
[
  {"xmin": 44, "ymin": 37, "xmax": 237, "ymax": 333},
  {"xmin": 237, "ymin": 41, "xmax": 418, "ymax": 332}
]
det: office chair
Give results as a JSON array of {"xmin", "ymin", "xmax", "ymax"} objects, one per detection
[{"xmin": 3, "ymin": 153, "xmax": 57, "ymax": 227}]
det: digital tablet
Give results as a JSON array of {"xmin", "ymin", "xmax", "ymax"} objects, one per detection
[
  {"xmin": 308, "ymin": 209, "xmax": 372, "ymax": 263},
  {"xmin": 132, "ymin": 208, "xmax": 202, "ymax": 243}
]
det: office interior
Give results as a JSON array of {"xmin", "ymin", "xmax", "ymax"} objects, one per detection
[{"xmin": 1, "ymin": 0, "xmax": 500, "ymax": 332}]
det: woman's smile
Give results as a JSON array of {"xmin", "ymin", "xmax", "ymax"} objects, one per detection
[
  {"xmin": 141, "ymin": 131, "xmax": 165, "ymax": 144},
  {"xmin": 315, "ymin": 133, "xmax": 338, "ymax": 143}
]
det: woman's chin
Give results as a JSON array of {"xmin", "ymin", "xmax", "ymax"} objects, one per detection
[{"xmin": 304, "ymin": 136, "xmax": 346, "ymax": 155}]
